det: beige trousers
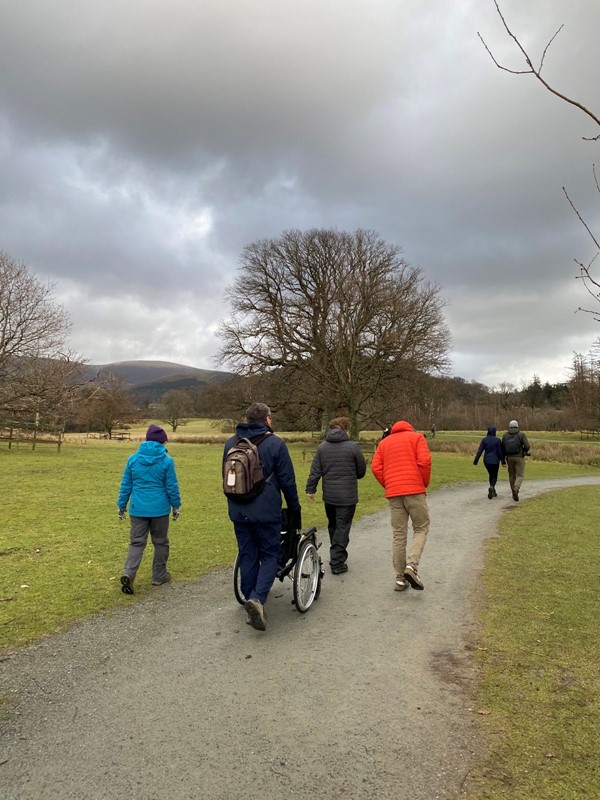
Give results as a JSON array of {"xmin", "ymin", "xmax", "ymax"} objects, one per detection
[
  {"xmin": 388, "ymin": 493, "xmax": 430, "ymax": 579},
  {"xmin": 506, "ymin": 456, "xmax": 525, "ymax": 492}
]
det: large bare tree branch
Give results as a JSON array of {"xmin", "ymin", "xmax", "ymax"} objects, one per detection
[{"xmin": 478, "ymin": 0, "xmax": 600, "ymax": 138}]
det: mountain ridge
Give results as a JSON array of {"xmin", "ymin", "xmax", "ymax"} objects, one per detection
[{"xmin": 83, "ymin": 359, "xmax": 232, "ymax": 387}]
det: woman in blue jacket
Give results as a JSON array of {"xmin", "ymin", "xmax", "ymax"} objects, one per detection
[
  {"xmin": 117, "ymin": 424, "xmax": 181, "ymax": 594},
  {"xmin": 473, "ymin": 426, "xmax": 505, "ymax": 499}
]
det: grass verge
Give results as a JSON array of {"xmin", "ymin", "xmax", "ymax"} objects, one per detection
[{"xmin": 465, "ymin": 486, "xmax": 600, "ymax": 799}]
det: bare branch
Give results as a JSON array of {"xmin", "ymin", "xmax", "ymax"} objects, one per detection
[
  {"xmin": 479, "ymin": 1, "xmax": 600, "ymax": 135},
  {"xmin": 563, "ymin": 187, "xmax": 600, "ymax": 251}
]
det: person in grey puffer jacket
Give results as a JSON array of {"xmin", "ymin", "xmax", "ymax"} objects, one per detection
[{"xmin": 305, "ymin": 417, "xmax": 366, "ymax": 574}]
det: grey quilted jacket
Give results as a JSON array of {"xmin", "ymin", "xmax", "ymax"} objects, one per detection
[{"xmin": 305, "ymin": 428, "xmax": 367, "ymax": 505}]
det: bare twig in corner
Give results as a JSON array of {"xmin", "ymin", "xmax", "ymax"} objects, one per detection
[{"xmin": 478, "ymin": 0, "xmax": 600, "ymax": 136}]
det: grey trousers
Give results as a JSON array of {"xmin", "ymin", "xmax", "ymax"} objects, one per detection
[
  {"xmin": 324, "ymin": 503, "xmax": 356, "ymax": 568},
  {"xmin": 122, "ymin": 515, "xmax": 170, "ymax": 583}
]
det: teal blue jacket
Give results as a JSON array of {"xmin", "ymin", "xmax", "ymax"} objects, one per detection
[{"xmin": 117, "ymin": 441, "xmax": 181, "ymax": 517}]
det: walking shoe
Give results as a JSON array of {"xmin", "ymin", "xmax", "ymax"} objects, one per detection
[
  {"xmin": 120, "ymin": 575, "xmax": 134, "ymax": 595},
  {"xmin": 152, "ymin": 573, "xmax": 171, "ymax": 586},
  {"xmin": 331, "ymin": 563, "xmax": 348, "ymax": 575},
  {"xmin": 492, "ymin": 488, "xmax": 497, "ymax": 497},
  {"xmin": 488, "ymin": 487, "xmax": 493, "ymax": 499},
  {"xmin": 394, "ymin": 579, "xmax": 408, "ymax": 592},
  {"xmin": 403, "ymin": 563, "xmax": 424, "ymax": 590},
  {"xmin": 244, "ymin": 598, "xmax": 267, "ymax": 631},
  {"xmin": 512, "ymin": 488, "xmax": 519, "ymax": 501}
]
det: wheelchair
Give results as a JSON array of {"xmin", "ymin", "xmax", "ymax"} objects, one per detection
[{"xmin": 233, "ymin": 509, "xmax": 324, "ymax": 613}]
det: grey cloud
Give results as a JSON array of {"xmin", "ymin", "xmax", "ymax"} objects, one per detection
[{"xmin": 0, "ymin": 0, "xmax": 599, "ymax": 386}]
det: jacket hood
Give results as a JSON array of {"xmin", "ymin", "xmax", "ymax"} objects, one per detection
[
  {"xmin": 136, "ymin": 440, "xmax": 168, "ymax": 465},
  {"xmin": 508, "ymin": 424, "xmax": 519, "ymax": 433},
  {"xmin": 325, "ymin": 427, "xmax": 350, "ymax": 443},
  {"xmin": 234, "ymin": 421, "xmax": 272, "ymax": 439},
  {"xmin": 487, "ymin": 426, "xmax": 496, "ymax": 436},
  {"xmin": 390, "ymin": 420, "xmax": 415, "ymax": 434}
]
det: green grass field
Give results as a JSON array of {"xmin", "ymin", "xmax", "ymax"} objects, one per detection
[
  {"xmin": 465, "ymin": 486, "xmax": 600, "ymax": 799},
  {"xmin": 2, "ymin": 432, "xmax": 600, "ymax": 797}
]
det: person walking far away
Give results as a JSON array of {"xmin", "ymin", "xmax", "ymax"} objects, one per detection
[
  {"xmin": 305, "ymin": 416, "xmax": 366, "ymax": 575},
  {"xmin": 223, "ymin": 403, "xmax": 301, "ymax": 632},
  {"xmin": 501, "ymin": 419, "xmax": 531, "ymax": 502},
  {"xmin": 473, "ymin": 426, "xmax": 505, "ymax": 499},
  {"xmin": 118, "ymin": 424, "xmax": 181, "ymax": 595},
  {"xmin": 371, "ymin": 419, "xmax": 432, "ymax": 592}
]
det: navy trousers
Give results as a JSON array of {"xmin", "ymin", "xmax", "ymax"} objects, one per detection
[{"xmin": 234, "ymin": 520, "xmax": 282, "ymax": 604}]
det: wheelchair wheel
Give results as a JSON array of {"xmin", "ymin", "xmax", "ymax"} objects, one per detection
[
  {"xmin": 293, "ymin": 539, "xmax": 320, "ymax": 613},
  {"xmin": 233, "ymin": 553, "xmax": 245, "ymax": 605}
]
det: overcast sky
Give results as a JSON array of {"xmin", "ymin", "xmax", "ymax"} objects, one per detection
[{"xmin": 2, "ymin": 0, "xmax": 599, "ymax": 389}]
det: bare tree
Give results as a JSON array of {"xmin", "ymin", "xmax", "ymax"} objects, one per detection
[
  {"xmin": 218, "ymin": 228, "xmax": 451, "ymax": 437},
  {"xmin": 0, "ymin": 252, "xmax": 70, "ymax": 369},
  {"xmin": 0, "ymin": 252, "xmax": 90, "ymax": 423},
  {"xmin": 77, "ymin": 370, "xmax": 138, "ymax": 437},
  {"xmin": 479, "ymin": 1, "xmax": 600, "ymax": 316},
  {"xmin": 159, "ymin": 389, "xmax": 191, "ymax": 432},
  {"xmin": 0, "ymin": 354, "xmax": 87, "ymax": 425},
  {"xmin": 568, "ymin": 343, "xmax": 600, "ymax": 433}
]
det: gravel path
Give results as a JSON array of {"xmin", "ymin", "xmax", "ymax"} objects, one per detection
[{"xmin": 2, "ymin": 476, "xmax": 599, "ymax": 800}]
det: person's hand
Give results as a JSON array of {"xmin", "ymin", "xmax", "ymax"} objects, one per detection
[
  {"xmin": 306, "ymin": 493, "xmax": 316, "ymax": 502},
  {"xmin": 172, "ymin": 507, "xmax": 181, "ymax": 521},
  {"xmin": 118, "ymin": 508, "xmax": 126, "ymax": 521}
]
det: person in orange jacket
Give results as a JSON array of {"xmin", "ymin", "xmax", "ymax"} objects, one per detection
[{"xmin": 371, "ymin": 420, "xmax": 432, "ymax": 592}]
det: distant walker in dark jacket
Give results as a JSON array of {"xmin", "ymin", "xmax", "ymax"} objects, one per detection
[
  {"xmin": 305, "ymin": 417, "xmax": 367, "ymax": 575},
  {"xmin": 473, "ymin": 426, "xmax": 505, "ymax": 499},
  {"xmin": 117, "ymin": 424, "xmax": 182, "ymax": 595},
  {"xmin": 223, "ymin": 402, "xmax": 301, "ymax": 632}
]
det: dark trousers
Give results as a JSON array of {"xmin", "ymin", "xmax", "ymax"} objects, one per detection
[
  {"xmin": 123, "ymin": 515, "xmax": 170, "ymax": 582},
  {"xmin": 234, "ymin": 520, "xmax": 282, "ymax": 605},
  {"xmin": 484, "ymin": 462, "xmax": 500, "ymax": 487},
  {"xmin": 325, "ymin": 503, "xmax": 356, "ymax": 568}
]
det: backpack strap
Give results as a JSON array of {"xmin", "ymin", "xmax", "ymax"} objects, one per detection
[{"xmin": 249, "ymin": 431, "xmax": 274, "ymax": 483}]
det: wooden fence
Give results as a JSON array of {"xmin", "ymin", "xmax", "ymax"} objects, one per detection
[{"xmin": 0, "ymin": 420, "xmax": 63, "ymax": 451}]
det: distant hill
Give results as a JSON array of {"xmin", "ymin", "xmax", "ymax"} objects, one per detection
[
  {"xmin": 83, "ymin": 360, "xmax": 232, "ymax": 386},
  {"xmin": 83, "ymin": 360, "xmax": 234, "ymax": 404}
]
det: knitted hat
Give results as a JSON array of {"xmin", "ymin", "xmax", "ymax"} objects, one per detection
[
  {"xmin": 146, "ymin": 424, "xmax": 168, "ymax": 443},
  {"xmin": 509, "ymin": 420, "xmax": 518, "ymax": 428}
]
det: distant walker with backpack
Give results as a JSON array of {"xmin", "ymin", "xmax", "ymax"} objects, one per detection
[
  {"xmin": 223, "ymin": 432, "xmax": 272, "ymax": 502},
  {"xmin": 501, "ymin": 420, "xmax": 531, "ymax": 502}
]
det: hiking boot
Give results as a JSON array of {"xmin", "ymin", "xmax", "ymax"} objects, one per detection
[
  {"xmin": 245, "ymin": 598, "xmax": 267, "ymax": 631},
  {"xmin": 331, "ymin": 563, "xmax": 348, "ymax": 575},
  {"xmin": 120, "ymin": 575, "xmax": 134, "ymax": 595},
  {"xmin": 152, "ymin": 573, "xmax": 171, "ymax": 586},
  {"xmin": 488, "ymin": 487, "xmax": 493, "ymax": 499},
  {"xmin": 512, "ymin": 488, "xmax": 519, "ymax": 501},
  {"xmin": 394, "ymin": 579, "xmax": 408, "ymax": 592},
  {"xmin": 404, "ymin": 563, "xmax": 424, "ymax": 590}
]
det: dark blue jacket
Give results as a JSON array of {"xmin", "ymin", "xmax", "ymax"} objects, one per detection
[
  {"xmin": 473, "ymin": 426, "xmax": 504, "ymax": 466},
  {"xmin": 223, "ymin": 421, "xmax": 300, "ymax": 524}
]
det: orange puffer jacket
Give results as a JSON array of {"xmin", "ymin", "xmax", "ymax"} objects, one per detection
[{"xmin": 371, "ymin": 420, "xmax": 431, "ymax": 497}]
